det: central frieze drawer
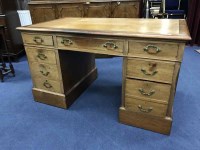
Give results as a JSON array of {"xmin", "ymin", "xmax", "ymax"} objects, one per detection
[
  {"xmin": 56, "ymin": 36, "xmax": 124, "ymax": 53},
  {"xmin": 127, "ymin": 58, "xmax": 175, "ymax": 84},
  {"xmin": 22, "ymin": 33, "xmax": 53, "ymax": 46},
  {"xmin": 125, "ymin": 96, "xmax": 168, "ymax": 117},
  {"xmin": 29, "ymin": 62, "xmax": 60, "ymax": 80},
  {"xmin": 128, "ymin": 40, "xmax": 180, "ymax": 61},
  {"xmin": 33, "ymin": 78, "xmax": 62, "ymax": 93},
  {"xmin": 125, "ymin": 79, "xmax": 171, "ymax": 103},
  {"xmin": 25, "ymin": 47, "xmax": 57, "ymax": 65}
]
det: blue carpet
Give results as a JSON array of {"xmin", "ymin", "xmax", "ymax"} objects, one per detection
[{"xmin": 0, "ymin": 46, "xmax": 200, "ymax": 150}]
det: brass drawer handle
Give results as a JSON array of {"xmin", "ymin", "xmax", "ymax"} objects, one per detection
[
  {"xmin": 144, "ymin": 45, "xmax": 161, "ymax": 54},
  {"xmin": 103, "ymin": 42, "xmax": 118, "ymax": 50},
  {"xmin": 40, "ymin": 70, "xmax": 50, "ymax": 76},
  {"xmin": 33, "ymin": 36, "xmax": 44, "ymax": 44},
  {"xmin": 61, "ymin": 38, "xmax": 73, "ymax": 46},
  {"xmin": 43, "ymin": 80, "xmax": 52, "ymax": 88},
  {"xmin": 39, "ymin": 64, "xmax": 49, "ymax": 76},
  {"xmin": 37, "ymin": 53, "xmax": 47, "ymax": 60},
  {"xmin": 138, "ymin": 105, "xmax": 153, "ymax": 113},
  {"xmin": 138, "ymin": 88, "xmax": 155, "ymax": 96},
  {"xmin": 141, "ymin": 69, "xmax": 158, "ymax": 76}
]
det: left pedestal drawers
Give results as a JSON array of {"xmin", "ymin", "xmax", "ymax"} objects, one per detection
[
  {"xmin": 22, "ymin": 33, "xmax": 67, "ymax": 108},
  {"xmin": 21, "ymin": 32, "xmax": 97, "ymax": 109},
  {"xmin": 22, "ymin": 33, "xmax": 64, "ymax": 94}
]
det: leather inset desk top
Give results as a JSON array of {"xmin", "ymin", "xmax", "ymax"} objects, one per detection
[{"xmin": 18, "ymin": 18, "xmax": 191, "ymax": 41}]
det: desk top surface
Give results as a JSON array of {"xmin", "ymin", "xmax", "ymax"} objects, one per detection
[{"xmin": 18, "ymin": 18, "xmax": 191, "ymax": 41}]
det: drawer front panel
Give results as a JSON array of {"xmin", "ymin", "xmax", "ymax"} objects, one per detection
[
  {"xmin": 29, "ymin": 62, "xmax": 59, "ymax": 80},
  {"xmin": 128, "ymin": 41, "xmax": 179, "ymax": 61},
  {"xmin": 127, "ymin": 58, "xmax": 175, "ymax": 83},
  {"xmin": 25, "ymin": 47, "xmax": 57, "ymax": 64},
  {"xmin": 57, "ymin": 36, "xmax": 124, "ymax": 54},
  {"xmin": 84, "ymin": 3, "xmax": 111, "ymax": 18},
  {"xmin": 126, "ymin": 79, "xmax": 171, "ymax": 103},
  {"xmin": 125, "ymin": 96, "xmax": 167, "ymax": 117},
  {"xmin": 0, "ymin": 17, "xmax": 6, "ymax": 26},
  {"xmin": 22, "ymin": 33, "xmax": 53, "ymax": 46},
  {"xmin": 33, "ymin": 78, "xmax": 62, "ymax": 93},
  {"xmin": 111, "ymin": 1, "xmax": 140, "ymax": 18},
  {"xmin": 57, "ymin": 4, "xmax": 83, "ymax": 18}
]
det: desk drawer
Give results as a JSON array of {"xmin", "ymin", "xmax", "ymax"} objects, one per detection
[
  {"xmin": 125, "ymin": 96, "xmax": 167, "ymax": 117},
  {"xmin": 125, "ymin": 79, "xmax": 171, "ymax": 103},
  {"xmin": 29, "ymin": 62, "xmax": 59, "ymax": 80},
  {"xmin": 25, "ymin": 47, "xmax": 57, "ymax": 64},
  {"xmin": 22, "ymin": 33, "xmax": 53, "ymax": 46},
  {"xmin": 128, "ymin": 40, "xmax": 180, "ymax": 61},
  {"xmin": 127, "ymin": 58, "xmax": 175, "ymax": 83},
  {"xmin": 56, "ymin": 36, "xmax": 124, "ymax": 54},
  {"xmin": 33, "ymin": 78, "xmax": 62, "ymax": 93},
  {"xmin": 0, "ymin": 17, "xmax": 6, "ymax": 26}
]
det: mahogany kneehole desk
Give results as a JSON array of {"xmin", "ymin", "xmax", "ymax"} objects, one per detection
[{"xmin": 17, "ymin": 18, "xmax": 191, "ymax": 135}]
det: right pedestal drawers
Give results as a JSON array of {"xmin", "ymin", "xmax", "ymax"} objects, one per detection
[{"xmin": 120, "ymin": 40, "xmax": 185, "ymax": 134}]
